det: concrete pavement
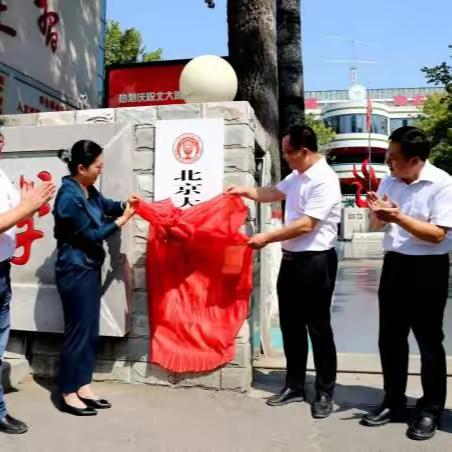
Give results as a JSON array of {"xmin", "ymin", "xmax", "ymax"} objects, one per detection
[{"xmin": 1, "ymin": 371, "xmax": 452, "ymax": 452}]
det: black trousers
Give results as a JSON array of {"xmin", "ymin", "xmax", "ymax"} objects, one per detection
[
  {"xmin": 277, "ymin": 248, "xmax": 338, "ymax": 396},
  {"xmin": 56, "ymin": 266, "xmax": 101, "ymax": 394},
  {"xmin": 378, "ymin": 251, "xmax": 449, "ymax": 415}
]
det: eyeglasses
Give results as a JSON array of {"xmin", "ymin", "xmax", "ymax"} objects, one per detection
[{"xmin": 283, "ymin": 147, "xmax": 305, "ymax": 155}]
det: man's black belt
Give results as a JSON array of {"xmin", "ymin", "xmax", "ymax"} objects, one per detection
[{"xmin": 282, "ymin": 248, "xmax": 333, "ymax": 259}]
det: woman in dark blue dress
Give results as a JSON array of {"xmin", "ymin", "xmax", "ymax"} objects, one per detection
[{"xmin": 53, "ymin": 140, "xmax": 136, "ymax": 416}]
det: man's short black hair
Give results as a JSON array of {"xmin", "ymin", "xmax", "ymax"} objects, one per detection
[
  {"xmin": 287, "ymin": 125, "xmax": 318, "ymax": 152},
  {"xmin": 389, "ymin": 126, "xmax": 431, "ymax": 161}
]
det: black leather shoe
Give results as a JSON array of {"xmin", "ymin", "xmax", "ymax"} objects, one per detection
[
  {"xmin": 360, "ymin": 404, "xmax": 406, "ymax": 427},
  {"xmin": 266, "ymin": 387, "xmax": 305, "ymax": 406},
  {"xmin": 78, "ymin": 396, "xmax": 112, "ymax": 409},
  {"xmin": 0, "ymin": 414, "xmax": 28, "ymax": 434},
  {"xmin": 311, "ymin": 394, "xmax": 333, "ymax": 419},
  {"xmin": 406, "ymin": 414, "xmax": 438, "ymax": 441},
  {"xmin": 60, "ymin": 399, "xmax": 97, "ymax": 416}
]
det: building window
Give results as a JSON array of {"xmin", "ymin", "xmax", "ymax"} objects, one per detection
[
  {"xmin": 390, "ymin": 118, "xmax": 416, "ymax": 133},
  {"xmin": 324, "ymin": 114, "xmax": 388, "ymax": 135}
]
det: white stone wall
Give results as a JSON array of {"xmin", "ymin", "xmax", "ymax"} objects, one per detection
[{"xmin": 1, "ymin": 101, "xmax": 271, "ymax": 391}]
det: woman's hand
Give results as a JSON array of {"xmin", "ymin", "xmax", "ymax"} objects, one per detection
[
  {"xmin": 115, "ymin": 203, "xmax": 136, "ymax": 228},
  {"xmin": 127, "ymin": 194, "xmax": 140, "ymax": 207}
]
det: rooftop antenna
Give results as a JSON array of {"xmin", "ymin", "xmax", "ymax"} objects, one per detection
[{"xmin": 321, "ymin": 35, "xmax": 381, "ymax": 87}]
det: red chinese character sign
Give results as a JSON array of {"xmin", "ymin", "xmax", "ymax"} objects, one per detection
[
  {"xmin": 0, "ymin": 0, "xmax": 17, "ymax": 38},
  {"xmin": 0, "ymin": 0, "xmax": 16, "ymax": 37},
  {"xmin": 34, "ymin": 0, "xmax": 60, "ymax": 53},
  {"xmin": 107, "ymin": 62, "xmax": 187, "ymax": 108},
  {"xmin": 155, "ymin": 119, "xmax": 224, "ymax": 208},
  {"xmin": 12, "ymin": 171, "xmax": 52, "ymax": 265}
]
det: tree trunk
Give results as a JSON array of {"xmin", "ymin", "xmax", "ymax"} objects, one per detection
[
  {"xmin": 227, "ymin": 0, "xmax": 280, "ymax": 180},
  {"xmin": 277, "ymin": 0, "xmax": 305, "ymax": 176}
]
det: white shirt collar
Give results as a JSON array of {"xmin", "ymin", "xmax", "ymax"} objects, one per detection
[
  {"xmin": 299, "ymin": 156, "xmax": 326, "ymax": 180},
  {"xmin": 417, "ymin": 160, "xmax": 436, "ymax": 183}
]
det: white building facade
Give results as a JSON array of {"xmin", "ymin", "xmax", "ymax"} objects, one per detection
[{"xmin": 0, "ymin": 0, "xmax": 106, "ymax": 115}]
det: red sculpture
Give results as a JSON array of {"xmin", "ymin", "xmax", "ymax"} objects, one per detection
[
  {"xmin": 351, "ymin": 159, "xmax": 379, "ymax": 208},
  {"xmin": 12, "ymin": 171, "xmax": 53, "ymax": 265}
]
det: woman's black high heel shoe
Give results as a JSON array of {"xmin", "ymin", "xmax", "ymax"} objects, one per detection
[
  {"xmin": 78, "ymin": 396, "xmax": 112, "ymax": 409},
  {"xmin": 61, "ymin": 398, "xmax": 98, "ymax": 416}
]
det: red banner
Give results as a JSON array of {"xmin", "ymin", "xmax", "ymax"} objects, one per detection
[{"xmin": 135, "ymin": 194, "xmax": 253, "ymax": 373}]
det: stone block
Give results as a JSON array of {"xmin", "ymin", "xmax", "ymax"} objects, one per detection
[
  {"xmin": 93, "ymin": 360, "xmax": 132, "ymax": 383},
  {"xmin": 254, "ymin": 120, "xmax": 271, "ymax": 154},
  {"xmin": 130, "ymin": 313, "xmax": 149, "ymax": 337},
  {"xmin": 224, "ymin": 147, "xmax": 255, "ymax": 174},
  {"xmin": 203, "ymin": 101, "xmax": 254, "ymax": 126},
  {"xmin": 223, "ymin": 172, "xmax": 255, "ymax": 188},
  {"xmin": 224, "ymin": 124, "xmax": 254, "ymax": 148},
  {"xmin": 236, "ymin": 321, "xmax": 250, "ymax": 343},
  {"xmin": 131, "ymin": 362, "xmax": 172, "ymax": 386},
  {"xmin": 1, "ymin": 113, "xmax": 38, "ymax": 127},
  {"xmin": 157, "ymin": 104, "xmax": 202, "ymax": 120},
  {"xmin": 135, "ymin": 125, "xmax": 155, "ymax": 150},
  {"xmin": 173, "ymin": 369, "xmax": 221, "ymax": 390},
  {"xmin": 37, "ymin": 111, "xmax": 76, "ymax": 126},
  {"xmin": 133, "ymin": 150, "xmax": 154, "ymax": 173},
  {"xmin": 30, "ymin": 334, "xmax": 62, "ymax": 356},
  {"xmin": 75, "ymin": 108, "xmax": 116, "ymax": 124},
  {"xmin": 136, "ymin": 174, "xmax": 154, "ymax": 199},
  {"xmin": 230, "ymin": 342, "xmax": 252, "ymax": 368},
  {"xmin": 116, "ymin": 106, "xmax": 158, "ymax": 123},
  {"xmin": 132, "ymin": 292, "xmax": 149, "ymax": 316},
  {"xmin": 1, "ymin": 358, "xmax": 30, "ymax": 390},
  {"xmin": 97, "ymin": 337, "xmax": 149, "ymax": 362},
  {"xmin": 4, "ymin": 333, "xmax": 27, "ymax": 359},
  {"xmin": 30, "ymin": 355, "xmax": 59, "ymax": 378},
  {"xmin": 133, "ymin": 267, "xmax": 147, "ymax": 291},
  {"xmin": 134, "ymin": 218, "xmax": 150, "ymax": 239},
  {"xmin": 221, "ymin": 366, "xmax": 252, "ymax": 392},
  {"xmin": 131, "ymin": 248, "xmax": 146, "ymax": 267}
]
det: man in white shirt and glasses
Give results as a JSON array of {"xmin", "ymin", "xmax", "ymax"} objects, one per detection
[
  {"xmin": 226, "ymin": 125, "xmax": 341, "ymax": 419},
  {"xmin": 361, "ymin": 126, "xmax": 452, "ymax": 441},
  {"xmin": 0, "ymin": 133, "xmax": 55, "ymax": 434}
]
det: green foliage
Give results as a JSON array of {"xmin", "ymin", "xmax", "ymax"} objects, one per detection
[
  {"xmin": 105, "ymin": 20, "xmax": 162, "ymax": 66},
  {"xmin": 421, "ymin": 62, "xmax": 451, "ymax": 87},
  {"xmin": 417, "ymin": 62, "xmax": 452, "ymax": 174},
  {"xmin": 305, "ymin": 114, "xmax": 336, "ymax": 149}
]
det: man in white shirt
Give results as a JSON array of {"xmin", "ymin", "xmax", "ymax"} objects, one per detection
[
  {"xmin": 361, "ymin": 126, "xmax": 452, "ymax": 441},
  {"xmin": 0, "ymin": 134, "xmax": 55, "ymax": 434},
  {"xmin": 226, "ymin": 125, "xmax": 341, "ymax": 419}
]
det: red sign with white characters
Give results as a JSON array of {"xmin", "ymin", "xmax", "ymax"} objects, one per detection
[{"xmin": 107, "ymin": 61, "xmax": 188, "ymax": 108}]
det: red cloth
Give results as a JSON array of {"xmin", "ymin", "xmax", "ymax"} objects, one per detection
[{"xmin": 135, "ymin": 194, "xmax": 253, "ymax": 373}]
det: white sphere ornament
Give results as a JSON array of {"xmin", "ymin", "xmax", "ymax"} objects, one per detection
[{"xmin": 179, "ymin": 55, "xmax": 238, "ymax": 103}]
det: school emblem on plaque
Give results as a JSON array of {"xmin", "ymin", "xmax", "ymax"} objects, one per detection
[{"xmin": 173, "ymin": 133, "xmax": 203, "ymax": 164}]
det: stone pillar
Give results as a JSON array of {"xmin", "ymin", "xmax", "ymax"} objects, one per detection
[{"xmin": 0, "ymin": 101, "xmax": 273, "ymax": 391}]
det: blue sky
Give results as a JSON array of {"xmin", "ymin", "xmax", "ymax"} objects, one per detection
[{"xmin": 107, "ymin": 0, "xmax": 451, "ymax": 91}]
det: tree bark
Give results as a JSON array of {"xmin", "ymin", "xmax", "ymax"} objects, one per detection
[
  {"xmin": 277, "ymin": 0, "xmax": 305, "ymax": 176},
  {"xmin": 228, "ymin": 0, "xmax": 280, "ymax": 180}
]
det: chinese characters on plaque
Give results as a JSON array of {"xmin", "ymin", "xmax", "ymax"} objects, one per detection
[{"xmin": 155, "ymin": 119, "xmax": 224, "ymax": 208}]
